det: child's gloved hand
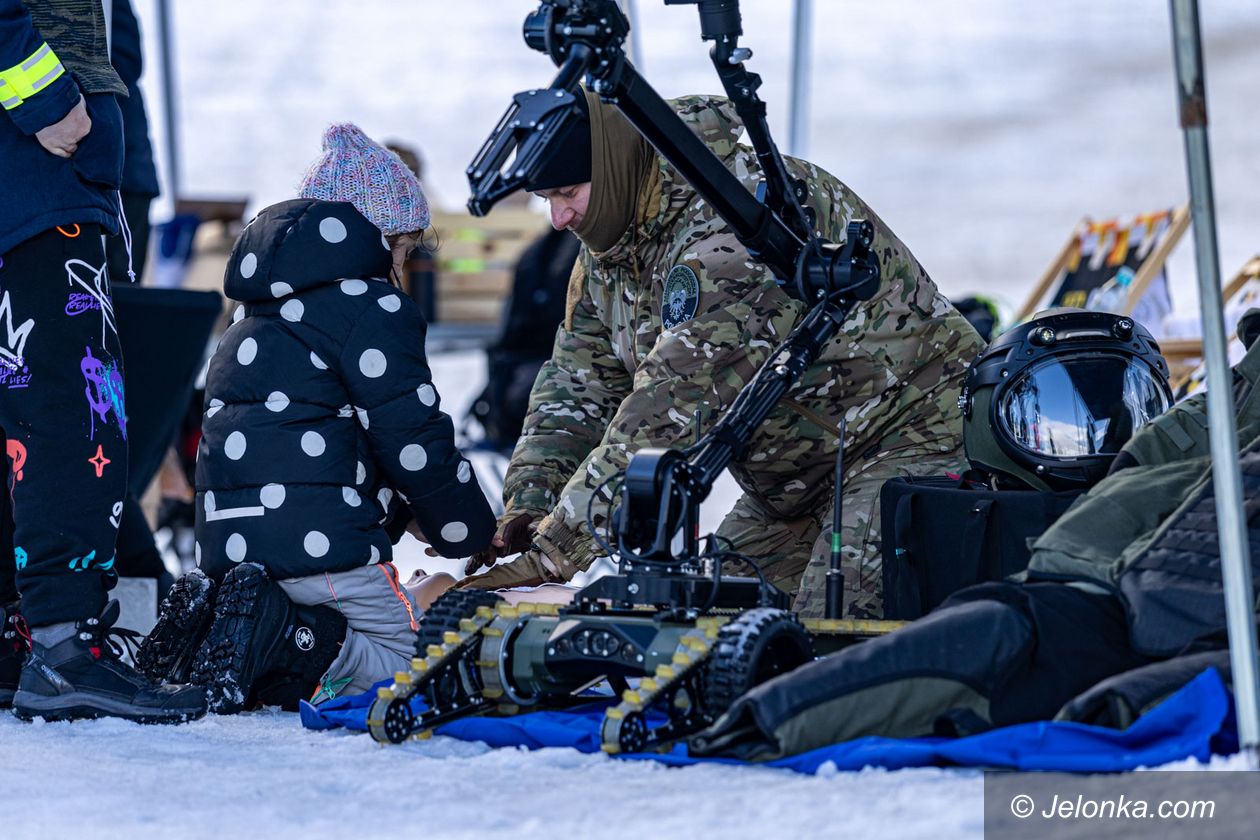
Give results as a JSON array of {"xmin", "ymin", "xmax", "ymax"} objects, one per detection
[{"xmin": 464, "ymin": 512, "xmax": 535, "ymax": 576}]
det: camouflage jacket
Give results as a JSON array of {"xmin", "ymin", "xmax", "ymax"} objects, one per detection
[{"xmin": 504, "ymin": 96, "xmax": 984, "ymax": 576}]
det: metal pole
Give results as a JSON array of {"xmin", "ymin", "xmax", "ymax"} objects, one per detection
[
  {"xmin": 102, "ymin": 0, "xmax": 113, "ymax": 57},
  {"xmin": 1169, "ymin": 0, "xmax": 1260, "ymax": 753},
  {"xmin": 155, "ymin": 0, "xmax": 181, "ymax": 206},
  {"xmin": 623, "ymin": 0, "xmax": 645, "ymax": 71},
  {"xmin": 788, "ymin": 0, "xmax": 813, "ymax": 157}
]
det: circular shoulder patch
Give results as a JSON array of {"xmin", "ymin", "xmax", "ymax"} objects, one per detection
[{"xmin": 662, "ymin": 264, "xmax": 700, "ymax": 329}]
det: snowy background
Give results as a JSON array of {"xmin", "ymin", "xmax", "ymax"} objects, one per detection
[
  {"xmin": 135, "ymin": 0, "xmax": 1260, "ymax": 320},
  {"xmin": 5, "ymin": 2, "xmax": 1260, "ymax": 838}
]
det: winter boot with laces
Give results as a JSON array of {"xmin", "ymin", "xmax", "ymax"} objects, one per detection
[
  {"xmin": 1, "ymin": 601, "xmax": 27, "ymax": 708},
  {"xmin": 13, "ymin": 600, "xmax": 207, "ymax": 723},
  {"xmin": 191, "ymin": 563, "xmax": 347, "ymax": 714},
  {"xmin": 136, "ymin": 568, "xmax": 217, "ymax": 684}
]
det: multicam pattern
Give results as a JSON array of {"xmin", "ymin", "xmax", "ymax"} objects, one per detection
[{"xmin": 501, "ymin": 96, "xmax": 984, "ymax": 617}]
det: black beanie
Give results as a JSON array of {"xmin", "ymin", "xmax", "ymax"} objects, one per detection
[{"xmin": 525, "ymin": 92, "xmax": 592, "ymax": 192}]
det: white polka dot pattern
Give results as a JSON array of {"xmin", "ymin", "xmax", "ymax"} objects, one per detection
[
  {"xmin": 265, "ymin": 391, "xmax": 289, "ymax": 412},
  {"xmin": 359, "ymin": 349, "xmax": 386, "ymax": 378},
  {"xmin": 304, "ymin": 530, "xmax": 330, "ymax": 557},
  {"xmin": 224, "ymin": 431, "xmax": 247, "ymax": 460},
  {"xmin": 440, "ymin": 522, "xmax": 468, "ymax": 543},
  {"xmin": 260, "ymin": 484, "xmax": 286, "ymax": 509},
  {"xmin": 240, "ymin": 253, "xmax": 258, "ymax": 278},
  {"xmin": 378, "ymin": 295, "xmax": 401, "ymax": 313},
  {"xmin": 237, "ymin": 338, "xmax": 258, "ymax": 366},
  {"xmin": 226, "ymin": 533, "xmax": 247, "ymax": 562},
  {"xmin": 342, "ymin": 487, "xmax": 361, "ymax": 507},
  {"xmin": 416, "ymin": 384, "xmax": 436, "ymax": 406},
  {"xmin": 399, "ymin": 444, "xmax": 427, "ymax": 471},
  {"xmin": 340, "ymin": 279, "xmax": 367, "ymax": 296},
  {"xmin": 301, "ymin": 431, "xmax": 326, "ymax": 456},
  {"xmin": 319, "ymin": 217, "xmax": 347, "ymax": 243},
  {"xmin": 270, "ymin": 281, "xmax": 292, "ymax": 298},
  {"xmin": 280, "ymin": 299, "xmax": 304, "ymax": 322}
]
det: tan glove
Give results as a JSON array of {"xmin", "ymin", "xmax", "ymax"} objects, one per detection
[
  {"xmin": 464, "ymin": 512, "xmax": 536, "ymax": 576},
  {"xmin": 455, "ymin": 549, "xmax": 563, "ymax": 590}
]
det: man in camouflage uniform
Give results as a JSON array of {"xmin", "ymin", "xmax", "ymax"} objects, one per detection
[{"xmin": 461, "ymin": 91, "xmax": 984, "ymax": 619}]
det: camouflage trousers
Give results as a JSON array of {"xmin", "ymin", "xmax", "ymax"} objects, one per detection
[{"xmin": 715, "ymin": 446, "xmax": 967, "ymax": 619}]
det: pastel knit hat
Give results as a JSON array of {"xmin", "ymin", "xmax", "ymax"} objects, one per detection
[{"xmin": 298, "ymin": 123, "xmax": 430, "ymax": 235}]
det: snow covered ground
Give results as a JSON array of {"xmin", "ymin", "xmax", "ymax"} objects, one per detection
[
  {"xmin": 0, "ymin": 706, "xmax": 1249, "ymax": 840},
  {"xmin": 1, "ymin": 711, "xmax": 986, "ymax": 840}
]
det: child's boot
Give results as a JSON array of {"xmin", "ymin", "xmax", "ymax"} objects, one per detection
[
  {"xmin": 136, "ymin": 568, "xmax": 217, "ymax": 684},
  {"xmin": 253, "ymin": 602, "xmax": 348, "ymax": 710},
  {"xmin": 192, "ymin": 563, "xmax": 346, "ymax": 714}
]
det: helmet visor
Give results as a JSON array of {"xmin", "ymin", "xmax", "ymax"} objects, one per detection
[{"xmin": 998, "ymin": 354, "xmax": 1170, "ymax": 458}]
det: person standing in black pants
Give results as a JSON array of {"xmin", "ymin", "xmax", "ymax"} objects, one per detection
[{"xmin": 0, "ymin": 0, "xmax": 204, "ymax": 723}]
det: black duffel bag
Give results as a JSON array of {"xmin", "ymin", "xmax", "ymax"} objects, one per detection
[{"xmin": 879, "ymin": 475, "xmax": 1083, "ymax": 620}]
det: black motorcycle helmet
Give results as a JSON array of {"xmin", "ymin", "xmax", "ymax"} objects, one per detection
[{"xmin": 960, "ymin": 308, "xmax": 1173, "ymax": 492}]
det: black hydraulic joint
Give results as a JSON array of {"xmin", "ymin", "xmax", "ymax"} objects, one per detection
[
  {"xmin": 794, "ymin": 219, "xmax": 882, "ymax": 304},
  {"xmin": 665, "ymin": 0, "xmax": 743, "ymax": 40},
  {"xmin": 616, "ymin": 447, "xmax": 692, "ymax": 562}
]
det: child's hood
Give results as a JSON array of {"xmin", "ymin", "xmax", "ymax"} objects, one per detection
[{"xmin": 223, "ymin": 198, "xmax": 393, "ymax": 302}]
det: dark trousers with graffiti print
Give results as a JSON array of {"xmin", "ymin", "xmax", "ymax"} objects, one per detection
[{"xmin": 0, "ymin": 225, "xmax": 128, "ymax": 627}]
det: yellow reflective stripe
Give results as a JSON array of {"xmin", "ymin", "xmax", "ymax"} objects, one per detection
[
  {"xmin": 0, "ymin": 42, "xmax": 65, "ymax": 106},
  {"xmin": 0, "ymin": 78, "xmax": 20, "ymax": 111}
]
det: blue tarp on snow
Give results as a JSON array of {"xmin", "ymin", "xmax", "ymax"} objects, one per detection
[{"xmin": 299, "ymin": 667, "xmax": 1237, "ymax": 774}]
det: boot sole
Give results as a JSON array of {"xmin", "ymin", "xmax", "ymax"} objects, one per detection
[
  {"xmin": 191, "ymin": 566, "xmax": 283, "ymax": 715},
  {"xmin": 136, "ymin": 573, "xmax": 216, "ymax": 684},
  {"xmin": 12, "ymin": 690, "xmax": 205, "ymax": 724}
]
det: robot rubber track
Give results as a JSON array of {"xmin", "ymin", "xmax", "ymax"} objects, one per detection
[{"xmin": 367, "ymin": 589, "xmax": 831, "ymax": 754}]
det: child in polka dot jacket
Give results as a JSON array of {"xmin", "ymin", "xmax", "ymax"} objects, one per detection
[{"xmin": 135, "ymin": 124, "xmax": 495, "ymax": 713}]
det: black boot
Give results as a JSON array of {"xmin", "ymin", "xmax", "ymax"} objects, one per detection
[
  {"xmin": 1, "ymin": 602, "xmax": 27, "ymax": 708},
  {"xmin": 13, "ymin": 600, "xmax": 207, "ymax": 724},
  {"xmin": 192, "ymin": 563, "xmax": 347, "ymax": 714},
  {"xmin": 253, "ymin": 602, "xmax": 348, "ymax": 711},
  {"xmin": 135, "ymin": 569, "xmax": 217, "ymax": 684}
]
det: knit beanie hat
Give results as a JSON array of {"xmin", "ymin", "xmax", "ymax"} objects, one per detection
[{"xmin": 298, "ymin": 123, "xmax": 430, "ymax": 235}]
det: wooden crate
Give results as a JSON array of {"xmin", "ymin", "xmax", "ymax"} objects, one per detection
[{"xmin": 429, "ymin": 208, "xmax": 550, "ymax": 324}]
